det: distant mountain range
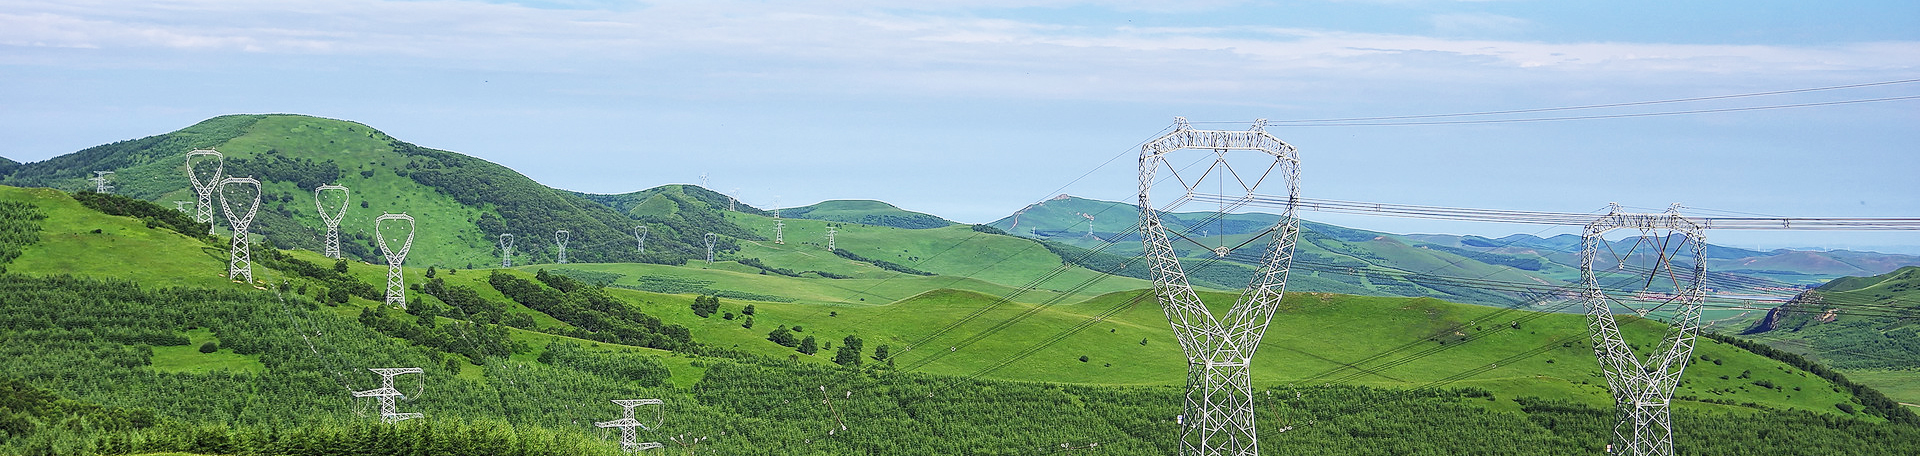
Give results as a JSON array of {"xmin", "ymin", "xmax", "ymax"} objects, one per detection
[{"xmin": 988, "ymin": 194, "xmax": 1920, "ymax": 306}]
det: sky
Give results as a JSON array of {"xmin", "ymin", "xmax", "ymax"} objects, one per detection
[{"xmin": 3, "ymin": 0, "xmax": 1918, "ymax": 252}]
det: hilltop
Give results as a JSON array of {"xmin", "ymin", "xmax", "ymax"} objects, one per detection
[{"xmin": 779, "ymin": 199, "xmax": 954, "ymax": 229}]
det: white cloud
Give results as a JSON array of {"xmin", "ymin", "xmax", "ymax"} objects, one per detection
[
  {"xmin": 2, "ymin": 0, "xmax": 1915, "ymax": 99},
  {"xmin": 1429, "ymin": 12, "xmax": 1530, "ymax": 35}
]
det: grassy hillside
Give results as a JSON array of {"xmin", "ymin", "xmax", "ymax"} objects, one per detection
[
  {"xmin": 779, "ymin": 199, "xmax": 953, "ymax": 229},
  {"xmin": 1745, "ymin": 266, "xmax": 1920, "ymax": 405},
  {"xmin": 3, "ymin": 184, "xmax": 1917, "ymax": 455},
  {"xmin": 1, "ymin": 115, "xmax": 738, "ymax": 268}
]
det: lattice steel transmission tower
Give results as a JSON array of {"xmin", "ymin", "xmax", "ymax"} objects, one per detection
[
  {"xmin": 186, "ymin": 149, "xmax": 224, "ymax": 234},
  {"xmin": 1138, "ymin": 118, "xmax": 1299, "ymax": 456},
  {"xmin": 634, "ymin": 225, "xmax": 649, "ymax": 254},
  {"xmin": 703, "ymin": 233, "xmax": 717, "ymax": 263},
  {"xmin": 351, "ymin": 367, "xmax": 425, "ymax": 423},
  {"xmin": 89, "ymin": 171, "xmax": 114, "ymax": 193},
  {"xmin": 375, "ymin": 214, "xmax": 416, "ymax": 309},
  {"xmin": 730, "ymin": 188, "xmax": 740, "ymax": 212},
  {"xmin": 773, "ymin": 197, "xmax": 785, "ymax": 245},
  {"xmin": 1581, "ymin": 204, "xmax": 1706, "ymax": 456},
  {"xmin": 555, "ymin": 229, "xmax": 571, "ymax": 264},
  {"xmin": 315, "ymin": 185, "xmax": 350, "ymax": 259},
  {"xmin": 499, "ymin": 233, "xmax": 515, "ymax": 268},
  {"xmin": 826, "ymin": 226, "xmax": 836, "ymax": 251},
  {"xmin": 174, "ymin": 201, "xmax": 191, "ymax": 213},
  {"xmin": 218, "ymin": 177, "xmax": 263, "ymax": 283},
  {"xmin": 594, "ymin": 399, "xmax": 665, "ymax": 453}
]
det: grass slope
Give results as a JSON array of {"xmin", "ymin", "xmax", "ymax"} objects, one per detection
[
  {"xmin": 1746, "ymin": 266, "xmax": 1920, "ymax": 403},
  {"xmin": 4, "ymin": 182, "xmax": 1901, "ymax": 424}
]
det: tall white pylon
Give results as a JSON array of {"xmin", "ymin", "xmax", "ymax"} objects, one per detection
[
  {"xmin": 315, "ymin": 185, "xmax": 350, "ymax": 259},
  {"xmin": 218, "ymin": 177, "xmax": 263, "ymax": 283},
  {"xmin": 826, "ymin": 226, "xmax": 836, "ymax": 251},
  {"xmin": 594, "ymin": 399, "xmax": 665, "ymax": 453},
  {"xmin": 1581, "ymin": 204, "xmax": 1706, "ymax": 456},
  {"xmin": 634, "ymin": 225, "xmax": 649, "ymax": 254},
  {"xmin": 174, "ymin": 201, "xmax": 191, "ymax": 213},
  {"xmin": 704, "ymin": 233, "xmax": 717, "ymax": 263},
  {"xmin": 730, "ymin": 188, "xmax": 740, "ymax": 212},
  {"xmin": 499, "ymin": 233, "xmax": 515, "ymax": 268},
  {"xmin": 555, "ymin": 229, "xmax": 571, "ymax": 264},
  {"xmin": 89, "ymin": 171, "xmax": 114, "ymax": 194},
  {"xmin": 375, "ymin": 214, "xmax": 416, "ymax": 309},
  {"xmin": 773, "ymin": 197, "xmax": 785, "ymax": 245},
  {"xmin": 351, "ymin": 368, "xmax": 425, "ymax": 423},
  {"xmin": 1139, "ymin": 118, "xmax": 1299, "ymax": 456},
  {"xmin": 186, "ymin": 149, "xmax": 224, "ymax": 234}
]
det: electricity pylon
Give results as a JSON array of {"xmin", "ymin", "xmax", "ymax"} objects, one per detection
[
  {"xmin": 826, "ymin": 226, "xmax": 836, "ymax": 251},
  {"xmin": 634, "ymin": 225, "xmax": 649, "ymax": 254},
  {"xmin": 1581, "ymin": 204, "xmax": 1705, "ymax": 456},
  {"xmin": 773, "ymin": 198, "xmax": 785, "ymax": 245},
  {"xmin": 730, "ymin": 188, "xmax": 740, "ymax": 212},
  {"xmin": 351, "ymin": 367, "xmax": 424, "ymax": 423},
  {"xmin": 218, "ymin": 177, "xmax": 263, "ymax": 283},
  {"xmin": 704, "ymin": 233, "xmax": 717, "ymax": 263},
  {"xmin": 315, "ymin": 185, "xmax": 350, "ymax": 259},
  {"xmin": 186, "ymin": 149, "xmax": 224, "ymax": 234},
  {"xmin": 174, "ymin": 201, "xmax": 191, "ymax": 213},
  {"xmin": 499, "ymin": 233, "xmax": 515, "ymax": 268},
  {"xmin": 594, "ymin": 399, "xmax": 664, "ymax": 453},
  {"xmin": 89, "ymin": 171, "xmax": 114, "ymax": 193},
  {"xmin": 375, "ymin": 214, "xmax": 416, "ymax": 309},
  {"xmin": 1138, "ymin": 118, "xmax": 1299, "ymax": 456},
  {"xmin": 555, "ymin": 229, "xmax": 571, "ymax": 264}
]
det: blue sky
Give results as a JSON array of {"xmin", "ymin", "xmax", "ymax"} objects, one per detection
[{"xmin": 3, "ymin": 0, "xmax": 1917, "ymax": 252}]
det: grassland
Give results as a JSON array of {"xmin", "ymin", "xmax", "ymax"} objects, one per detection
[{"xmin": 0, "ymin": 183, "xmax": 1887, "ymax": 421}]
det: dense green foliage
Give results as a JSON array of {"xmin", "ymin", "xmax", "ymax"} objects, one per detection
[
  {"xmin": 831, "ymin": 248, "xmax": 935, "ymax": 276},
  {"xmin": 69, "ymin": 191, "xmax": 210, "ymax": 241},
  {"xmin": 0, "ymin": 156, "xmax": 19, "ymax": 176},
  {"xmin": 222, "ymin": 149, "xmax": 344, "ymax": 191},
  {"xmin": 0, "ymin": 200, "xmax": 45, "ymax": 270},
  {"xmin": 489, "ymin": 270, "xmax": 691, "ymax": 350}
]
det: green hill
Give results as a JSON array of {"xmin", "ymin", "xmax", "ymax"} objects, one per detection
[
  {"xmin": 1744, "ymin": 266, "xmax": 1920, "ymax": 406},
  {"xmin": 3, "ymin": 183, "xmax": 1918, "ymax": 454},
  {"xmin": 1, "ymin": 114, "xmax": 751, "ymax": 268},
  {"xmin": 0, "ymin": 156, "xmax": 18, "ymax": 175},
  {"xmin": 779, "ymin": 199, "xmax": 953, "ymax": 229}
]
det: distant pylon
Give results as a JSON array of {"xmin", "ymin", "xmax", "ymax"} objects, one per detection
[
  {"xmin": 351, "ymin": 367, "xmax": 424, "ymax": 423},
  {"xmin": 1581, "ymin": 204, "xmax": 1705, "ymax": 456},
  {"xmin": 315, "ymin": 185, "xmax": 350, "ymax": 259},
  {"xmin": 218, "ymin": 177, "xmax": 262, "ymax": 283},
  {"xmin": 704, "ymin": 233, "xmax": 717, "ymax": 263},
  {"xmin": 174, "ymin": 201, "xmax": 191, "ymax": 213},
  {"xmin": 827, "ymin": 226, "xmax": 836, "ymax": 251},
  {"xmin": 730, "ymin": 188, "xmax": 740, "ymax": 212},
  {"xmin": 186, "ymin": 149, "xmax": 224, "ymax": 234},
  {"xmin": 555, "ymin": 229, "xmax": 571, "ymax": 264},
  {"xmin": 89, "ymin": 171, "xmax": 114, "ymax": 194},
  {"xmin": 375, "ymin": 214, "xmax": 416, "ymax": 309},
  {"xmin": 594, "ymin": 399, "xmax": 665, "ymax": 453},
  {"xmin": 499, "ymin": 233, "xmax": 515, "ymax": 268},
  {"xmin": 634, "ymin": 225, "xmax": 649, "ymax": 254},
  {"xmin": 774, "ymin": 198, "xmax": 784, "ymax": 245}
]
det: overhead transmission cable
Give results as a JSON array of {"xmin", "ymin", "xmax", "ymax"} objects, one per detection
[{"xmin": 1214, "ymin": 78, "xmax": 1920, "ymax": 124}]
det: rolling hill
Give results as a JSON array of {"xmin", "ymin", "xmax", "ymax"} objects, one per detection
[
  {"xmin": 778, "ymin": 199, "xmax": 954, "ymax": 229},
  {"xmin": 1743, "ymin": 266, "xmax": 1920, "ymax": 405},
  {"xmin": 3, "ymin": 167, "xmax": 1917, "ymax": 453}
]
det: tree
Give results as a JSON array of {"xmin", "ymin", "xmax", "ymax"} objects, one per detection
[
  {"xmin": 334, "ymin": 259, "xmax": 349, "ymax": 274},
  {"xmin": 742, "ymin": 304, "xmax": 755, "ymax": 316},
  {"xmin": 199, "ymin": 342, "xmax": 219, "ymax": 353},
  {"xmin": 798, "ymin": 336, "xmax": 818, "ymax": 355},
  {"xmin": 872, "ymin": 344, "xmax": 890, "ymax": 362},
  {"xmin": 834, "ymin": 334, "xmax": 864, "ymax": 367},
  {"xmin": 768, "ymin": 326, "xmax": 798, "ymax": 347},
  {"xmin": 742, "ymin": 316, "xmax": 754, "ymax": 329}
]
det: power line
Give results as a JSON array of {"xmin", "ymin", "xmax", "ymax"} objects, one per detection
[{"xmin": 1232, "ymin": 78, "xmax": 1920, "ymax": 124}]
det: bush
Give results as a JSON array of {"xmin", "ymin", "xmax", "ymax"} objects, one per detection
[{"xmin": 198, "ymin": 342, "xmax": 218, "ymax": 354}]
